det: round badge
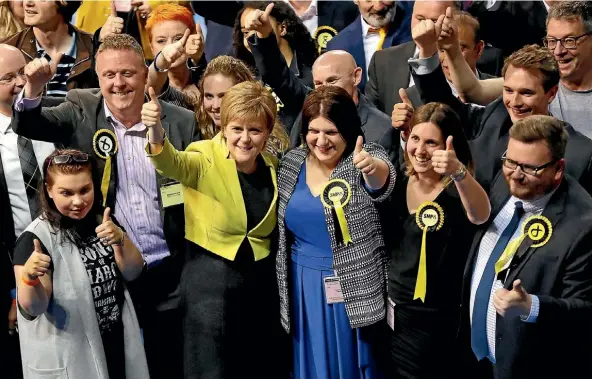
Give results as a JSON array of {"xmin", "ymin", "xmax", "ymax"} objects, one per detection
[
  {"xmin": 321, "ymin": 179, "xmax": 352, "ymax": 209},
  {"xmin": 313, "ymin": 26, "xmax": 338, "ymax": 53},
  {"xmin": 93, "ymin": 129, "xmax": 118, "ymax": 159},
  {"xmin": 522, "ymin": 215, "xmax": 552, "ymax": 248},
  {"xmin": 415, "ymin": 201, "xmax": 445, "ymax": 232}
]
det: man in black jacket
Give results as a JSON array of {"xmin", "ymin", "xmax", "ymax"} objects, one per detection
[{"xmin": 12, "ymin": 34, "xmax": 197, "ymax": 379}]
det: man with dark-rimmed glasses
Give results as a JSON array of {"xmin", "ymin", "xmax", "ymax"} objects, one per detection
[
  {"xmin": 545, "ymin": 1, "xmax": 592, "ymax": 138},
  {"xmin": 459, "ymin": 114, "xmax": 592, "ymax": 379}
]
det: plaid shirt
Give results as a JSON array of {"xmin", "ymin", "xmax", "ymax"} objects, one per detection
[{"xmin": 276, "ymin": 143, "xmax": 396, "ymax": 332}]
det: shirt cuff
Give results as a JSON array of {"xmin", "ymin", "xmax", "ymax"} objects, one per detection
[
  {"xmin": 14, "ymin": 89, "xmax": 42, "ymax": 112},
  {"xmin": 521, "ymin": 295, "xmax": 540, "ymax": 323},
  {"xmin": 408, "ymin": 52, "xmax": 440, "ymax": 75}
]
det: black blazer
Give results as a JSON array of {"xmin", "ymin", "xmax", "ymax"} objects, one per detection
[
  {"xmin": 458, "ymin": 173, "xmax": 592, "ymax": 379},
  {"xmin": 411, "ymin": 62, "xmax": 592, "ymax": 194},
  {"xmin": 11, "ymin": 89, "xmax": 199, "ymax": 307}
]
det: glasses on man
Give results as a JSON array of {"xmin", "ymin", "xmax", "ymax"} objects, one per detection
[
  {"xmin": 51, "ymin": 153, "xmax": 90, "ymax": 165},
  {"xmin": 501, "ymin": 152, "xmax": 557, "ymax": 176},
  {"xmin": 543, "ymin": 33, "xmax": 591, "ymax": 50}
]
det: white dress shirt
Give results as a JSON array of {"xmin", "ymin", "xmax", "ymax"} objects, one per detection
[
  {"xmin": 0, "ymin": 112, "xmax": 56, "ymax": 237},
  {"xmin": 283, "ymin": 0, "xmax": 318, "ymax": 36},
  {"xmin": 361, "ymin": 16, "xmax": 382, "ymax": 79}
]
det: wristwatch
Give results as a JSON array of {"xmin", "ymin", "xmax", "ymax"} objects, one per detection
[
  {"xmin": 451, "ymin": 164, "xmax": 467, "ymax": 182},
  {"xmin": 152, "ymin": 51, "xmax": 169, "ymax": 73}
]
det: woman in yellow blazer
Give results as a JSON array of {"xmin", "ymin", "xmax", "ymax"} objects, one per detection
[{"xmin": 144, "ymin": 81, "xmax": 289, "ymax": 379}]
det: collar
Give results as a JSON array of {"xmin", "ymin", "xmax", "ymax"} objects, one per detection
[
  {"xmin": 542, "ymin": 0, "xmax": 551, "ymax": 13},
  {"xmin": 103, "ymin": 100, "xmax": 146, "ymax": 132},
  {"xmin": 509, "ymin": 185, "xmax": 558, "ymax": 214},
  {"xmin": 35, "ymin": 28, "xmax": 77, "ymax": 59},
  {"xmin": 0, "ymin": 112, "xmax": 11, "ymax": 134},
  {"xmin": 283, "ymin": 0, "xmax": 318, "ymax": 18},
  {"xmin": 361, "ymin": 16, "xmax": 380, "ymax": 37}
]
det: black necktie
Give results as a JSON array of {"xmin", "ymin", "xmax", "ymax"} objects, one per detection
[{"xmin": 17, "ymin": 135, "xmax": 42, "ymax": 220}]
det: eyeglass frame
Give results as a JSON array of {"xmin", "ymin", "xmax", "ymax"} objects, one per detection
[
  {"xmin": 501, "ymin": 152, "xmax": 558, "ymax": 176},
  {"xmin": 49, "ymin": 153, "xmax": 90, "ymax": 166},
  {"xmin": 542, "ymin": 32, "xmax": 591, "ymax": 50}
]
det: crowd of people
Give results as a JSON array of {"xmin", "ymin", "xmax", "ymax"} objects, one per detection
[{"xmin": 0, "ymin": 1, "xmax": 591, "ymax": 379}]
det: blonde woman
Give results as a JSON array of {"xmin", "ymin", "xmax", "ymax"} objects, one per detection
[{"xmin": 0, "ymin": 1, "xmax": 24, "ymax": 40}]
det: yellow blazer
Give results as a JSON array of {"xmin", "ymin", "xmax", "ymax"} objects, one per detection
[{"xmin": 147, "ymin": 133, "xmax": 279, "ymax": 261}]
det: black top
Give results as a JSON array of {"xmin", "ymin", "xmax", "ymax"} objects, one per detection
[
  {"xmin": 388, "ymin": 176, "xmax": 477, "ymax": 311},
  {"xmin": 13, "ymin": 215, "xmax": 126, "ymax": 379},
  {"xmin": 237, "ymin": 155, "xmax": 274, "ymax": 232}
]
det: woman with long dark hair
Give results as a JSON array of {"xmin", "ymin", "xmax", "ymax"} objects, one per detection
[{"xmin": 12, "ymin": 149, "xmax": 147, "ymax": 379}]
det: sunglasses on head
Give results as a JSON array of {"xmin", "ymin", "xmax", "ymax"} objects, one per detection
[{"xmin": 50, "ymin": 153, "xmax": 90, "ymax": 165}]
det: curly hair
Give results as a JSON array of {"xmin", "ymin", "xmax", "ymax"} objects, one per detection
[
  {"xmin": 191, "ymin": 56, "xmax": 289, "ymax": 155},
  {"xmin": 146, "ymin": 3, "xmax": 195, "ymax": 42},
  {"xmin": 233, "ymin": 1, "xmax": 318, "ymax": 74},
  {"xmin": 0, "ymin": 1, "xmax": 23, "ymax": 40}
]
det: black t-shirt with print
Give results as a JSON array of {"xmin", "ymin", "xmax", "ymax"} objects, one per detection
[{"xmin": 13, "ymin": 216, "xmax": 126, "ymax": 378}]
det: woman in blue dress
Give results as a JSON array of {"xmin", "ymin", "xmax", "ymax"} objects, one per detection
[{"xmin": 276, "ymin": 86, "xmax": 397, "ymax": 379}]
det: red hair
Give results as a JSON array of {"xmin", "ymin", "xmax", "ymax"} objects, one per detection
[{"xmin": 146, "ymin": 3, "xmax": 195, "ymax": 42}]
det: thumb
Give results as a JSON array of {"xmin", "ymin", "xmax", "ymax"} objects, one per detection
[
  {"xmin": 354, "ymin": 135, "xmax": 364, "ymax": 155},
  {"xmin": 50, "ymin": 53, "xmax": 63, "ymax": 73},
  {"xmin": 446, "ymin": 6, "xmax": 453, "ymax": 19},
  {"xmin": 179, "ymin": 28, "xmax": 190, "ymax": 46},
  {"xmin": 195, "ymin": 22, "xmax": 203, "ymax": 37},
  {"xmin": 148, "ymin": 86, "xmax": 159, "ymax": 103},
  {"xmin": 446, "ymin": 135, "xmax": 454, "ymax": 151},
  {"xmin": 399, "ymin": 88, "xmax": 412, "ymax": 107},
  {"xmin": 512, "ymin": 279, "xmax": 524, "ymax": 293},
  {"xmin": 435, "ymin": 14, "xmax": 445, "ymax": 36},
  {"xmin": 103, "ymin": 207, "xmax": 111, "ymax": 223},
  {"xmin": 110, "ymin": 0, "xmax": 117, "ymax": 17},
  {"xmin": 33, "ymin": 239, "xmax": 42, "ymax": 253},
  {"xmin": 262, "ymin": 2, "xmax": 274, "ymax": 22}
]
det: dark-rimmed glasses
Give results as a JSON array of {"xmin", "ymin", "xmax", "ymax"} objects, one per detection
[
  {"xmin": 50, "ymin": 153, "xmax": 89, "ymax": 165},
  {"xmin": 543, "ymin": 33, "xmax": 591, "ymax": 50},
  {"xmin": 501, "ymin": 152, "xmax": 557, "ymax": 176}
]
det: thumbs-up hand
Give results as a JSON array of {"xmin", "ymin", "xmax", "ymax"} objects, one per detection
[
  {"xmin": 23, "ymin": 53, "xmax": 63, "ymax": 98},
  {"xmin": 142, "ymin": 87, "xmax": 165, "ymax": 143},
  {"xmin": 243, "ymin": 2, "xmax": 274, "ymax": 38},
  {"xmin": 493, "ymin": 279, "xmax": 533, "ymax": 318},
  {"xmin": 412, "ymin": 14, "xmax": 445, "ymax": 58},
  {"xmin": 157, "ymin": 28, "xmax": 191, "ymax": 71},
  {"xmin": 186, "ymin": 23, "xmax": 204, "ymax": 63},
  {"xmin": 99, "ymin": 1, "xmax": 125, "ymax": 41},
  {"xmin": 437, "ymin": 7, "xmax": 461, "ymax": 55},
  {"xmin": 431, "ymin": 135, "xmax": 462, "ymax": 176},
  {"xmin": 353, "ymin": 136, "xmax": 377, "ymax": 176},
  {"xmin": 391, "ymin": 88, "xmax": 414, "ymax": 141},
  {"xmin": 23, "ymin": 239, "xmax": 52, "ymax": 281},
  {"xmin": 96, "ymin": 207, "xmax": 125, "ymax": 246}
]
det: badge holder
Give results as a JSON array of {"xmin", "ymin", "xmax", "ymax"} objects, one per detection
[{"xmin": 159, "ymin": 178, "xmax": 184, "ymax": 208}]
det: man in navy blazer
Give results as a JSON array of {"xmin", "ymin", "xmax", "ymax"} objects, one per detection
[{"xmin": 327, "ymin": 0, "xmax": 413, "ymax": 92}]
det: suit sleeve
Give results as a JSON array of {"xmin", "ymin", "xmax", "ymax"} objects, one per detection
[
  {"xmin": 365, "ymin": 52, "xmax": 383, "ymax": 111},
  {"xmin": 12, "ymin": 93, "xmax": 79, "ymax": 144},
  {"xmin": 537, "ymin": 226, "xmax": 592, "ymax": 326},
  {"xmin": 146, "ymin": 138, "xmax": 212, "ymax": 190}
]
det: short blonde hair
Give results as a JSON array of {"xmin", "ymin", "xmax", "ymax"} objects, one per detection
[
  {"xmin": 96, "ymin": 34, "xmax": 145, "ymax": 65},
  {"xmin": 221, "ymin": 81, "xmax": 277, "ymax": 131}
]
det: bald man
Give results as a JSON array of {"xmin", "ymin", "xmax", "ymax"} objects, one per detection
[
  {"xmin": 247, "ymin": 31, "xmax": 398, "ymax": 164},
  {"xmin": 0, "ymin": 44, "xmax": 55, "ymax": 379}
]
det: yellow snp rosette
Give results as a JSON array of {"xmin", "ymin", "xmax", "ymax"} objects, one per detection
[
  {"xmin": 495, "ymin": 215, "xmax": 553, "ymax": 275},
  {"xmin": 93, "ymin": 129, "xmax": 119, "ymax": 207},
  {"xmin": 413, "ymin": 201, "xmax": 445, "ymax": 302},
  {"xmin": 313, "ymin": 25, "xmax": 338, "ymax": 54},
  {"xmin": 321, "ymin": 179, "xmax": 353, "ymax": 245}
]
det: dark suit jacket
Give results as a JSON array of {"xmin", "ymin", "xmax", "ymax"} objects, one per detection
[
  {"xmin": 327, "ymin": 2, "xmax": 413, "ymax": 92},
  {"xmin": 11, "ymin": 89, "xmax": 199, "ymax": 309},
  {"xmin": 458, "ymin": 173, "xmax": 592, "ymax": 379},
  {"xmin": 467, "ymin": 0, "xmax": 548, "ymax": 57},
  {"xmin": 193, "ymin": 0, "xmax": 360, "ymax": 61},
  {"xmin": 411, "ymin": 61, "xmax": 593, "ymax": 194}
]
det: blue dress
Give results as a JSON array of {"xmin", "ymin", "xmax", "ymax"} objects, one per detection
[{"xmin": 285, "ymin": 165, "xmax": 381, "ymax": 379}]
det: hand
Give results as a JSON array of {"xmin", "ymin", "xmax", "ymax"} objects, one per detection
[
  {"xmin": 157, "ymin": 29, "xmax": 190, "ymax": 70},
  {"xmin": 412, "ymin": 15, "xmax": 445, "ymax": 57},
  {"xmin": 243, "ymin": 2, "xmax": 274, "ymax": 39},
  {"xmin": 23, "ymin": 239, "xmax": 51, "ymax": 281},
  {"xmin": 95, "ymin": 208, "xmax": 124, "ymax": 246},
  {"xmin": 353, "ymin": 136, "xmax": 377, "ymax": 176},
  {"xmin": 131, "ymin": 0, "xmax": 151, "ymax": 19},
  {"xmin": 23, "ymin": 53, "xmax": 62, "ymax": 98},
  {"xmin": 437, "ymin": 7, "xmax": 461, "ymax": 55},
  {"xmin": 99, "ymin": 1, "xmax": 125, "ymax": 41},
  {"xmin": 185, "ymin": 24, "xmax": 204, "ymax": 63},
  {"xmin": 143, "ymin": 87, "xmax": 165, "ymax": 143},
  {"xmin": 431, "ymin": 136, "xmax": 462, "ymax": 176},
  {"xmin": 493, "ymin": 279, "xmax": 533, "ymax": 318},
  {"xmin": 392, "ymin": 88, "xmax": 414, "ymax": 141}
]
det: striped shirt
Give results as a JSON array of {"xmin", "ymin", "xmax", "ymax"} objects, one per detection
[
  {"xmin": 104, "ymin": 103, "xmax": 170, "ymax": 265},
  {"xmin": 35, "ymin": 32, "xmax": 77, "ymax": 97},
  {"xmin": 470, "ymin": 189, "xmax": 555, "ymax": 362}
]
